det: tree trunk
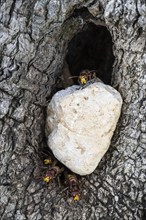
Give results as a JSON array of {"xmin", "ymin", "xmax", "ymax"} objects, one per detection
[{"xmin": 0, "ymin": 0, "xmax": 146, "ymax": 219}]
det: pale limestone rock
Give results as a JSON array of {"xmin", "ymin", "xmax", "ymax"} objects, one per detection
[{"xmin": 46, "ymin": 82, "xmax": 123, "ymax": 175}]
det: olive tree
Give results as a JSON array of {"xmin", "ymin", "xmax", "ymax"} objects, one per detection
[{"xmin": 0, "ymin": 0, "xmax": 146, "ymax": 219}]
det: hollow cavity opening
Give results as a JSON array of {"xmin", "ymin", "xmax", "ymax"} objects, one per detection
[{"xmin": 65, "ymin": 23, "xmax": 115, "ymax": 85}]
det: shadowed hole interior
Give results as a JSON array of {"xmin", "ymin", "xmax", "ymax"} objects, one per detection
[{"xmin": 66, "ymin": 23, "xmax": 115, "ymax": 85}]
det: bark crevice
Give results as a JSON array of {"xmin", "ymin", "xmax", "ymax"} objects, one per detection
[{"xmin": 65, "ymin": 22, "xmax": 115, "ymax": 85}]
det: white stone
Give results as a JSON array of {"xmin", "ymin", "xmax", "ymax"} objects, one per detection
[{"xmin": 46, "ymin": 82, "xmax": 123, "ymax": 175}]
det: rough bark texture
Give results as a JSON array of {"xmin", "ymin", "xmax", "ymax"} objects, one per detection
[{"xmin": 0, "ymin": 0, "xmax": 146, "ymax": 219}]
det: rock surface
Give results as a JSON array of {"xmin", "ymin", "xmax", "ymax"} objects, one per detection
[{"xmin": 46, "ymin": 82, "xmax": 123, "ymax": 175}]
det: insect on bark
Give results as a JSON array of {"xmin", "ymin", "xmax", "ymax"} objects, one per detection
[
  {"xmin": 65, "ymin": 172, "xmax": 81, "ymax": 202},
  {"xmin": 69, "ymin": 70, "xmax": 97, "ymax": 86}
]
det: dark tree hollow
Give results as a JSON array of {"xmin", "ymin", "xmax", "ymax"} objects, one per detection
[{"xmin": 66, "ymin": 23, "xmax": 115, "ymax": 85}]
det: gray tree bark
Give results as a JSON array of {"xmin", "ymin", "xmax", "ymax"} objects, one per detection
[{"xmin": 0, "ymin": 0, "xmax": 146, "ymax": 219}]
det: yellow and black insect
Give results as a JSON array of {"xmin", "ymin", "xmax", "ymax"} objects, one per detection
[
  {"xmin": 43, "ymin": 158, "xmax": 53, "ymax": 165},
  {"xmin": 69, "ymin": 69, "xmax": 97, "ymax": 86},
  {"xmin": 37, "ymin": 151, "xmax": 82, "ymax": 203},
  {"xmin": 65, "ymin": 173, "xmax": 81, "ymax": 202},
  {"xmin": 43, "ymin": 160, "xmax": 64, "ymax": 184}
]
